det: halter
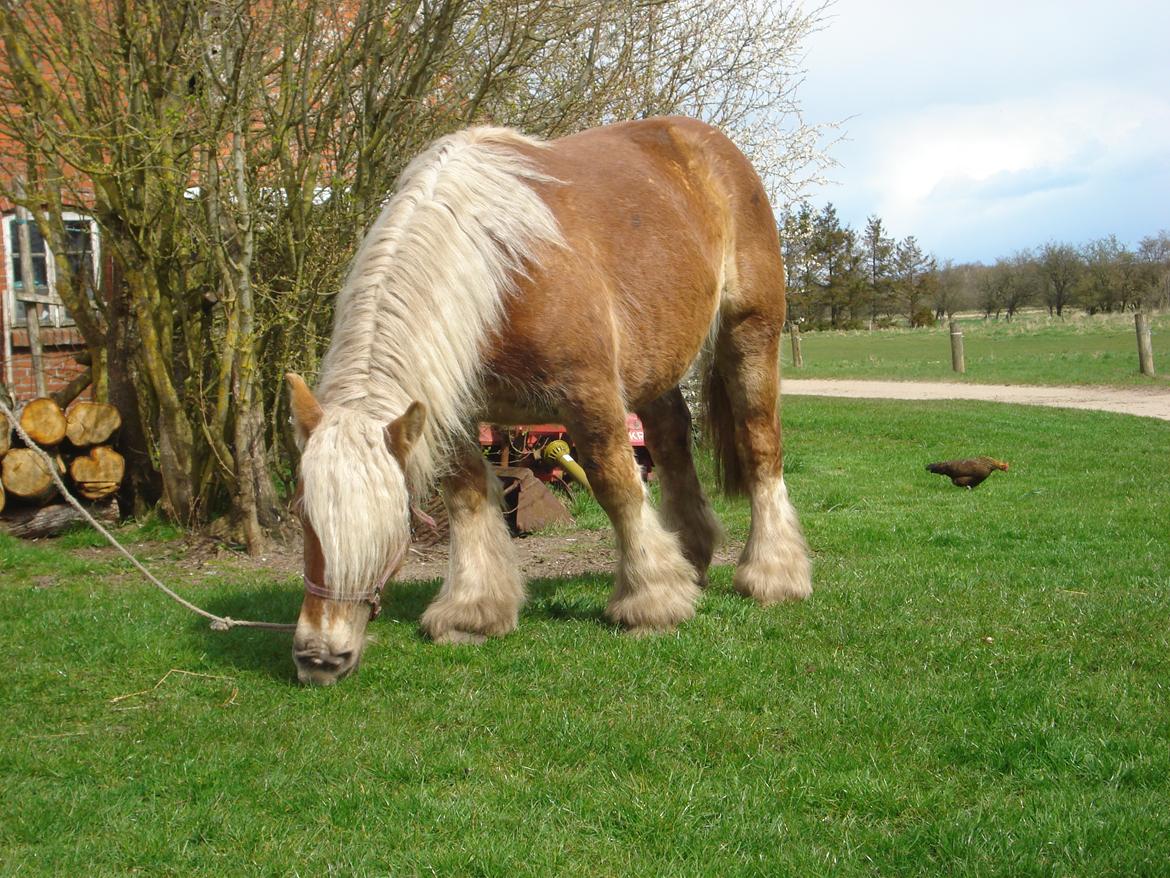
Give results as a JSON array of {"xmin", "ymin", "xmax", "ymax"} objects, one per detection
[
  {"xmin": 300, "ymin": 504, "xmax": 437, "ymax": 620},
  {"xmin": 302, "ymin": 543, "xmax": 405, "ymax": 621}
]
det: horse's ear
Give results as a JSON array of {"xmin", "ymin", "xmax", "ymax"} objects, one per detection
[
  {"xmin": 286, "ymin": 373, "xmax": 323, "ymax": 438},
  {"xmin": 385, "ymin": 401, "xmax": 427, "ymax": 465}
]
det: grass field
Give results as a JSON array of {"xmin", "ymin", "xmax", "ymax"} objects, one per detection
[
  {"xmin": 782, "ymin": 310, "xmax": 1170, "ymax": 388},
  {"xmin": 2, "ymin": 397, "xmax": 1168, "ymax": 875}
]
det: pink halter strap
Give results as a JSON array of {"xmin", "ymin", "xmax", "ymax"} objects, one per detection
[{"xmin": 301, "ymin": 542, "xmax": 407, "ymax": 621}]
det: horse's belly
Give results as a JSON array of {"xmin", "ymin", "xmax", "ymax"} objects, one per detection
[{"xmin": 477, "ymin": 387, "xmax": 559, "ymax": 426}]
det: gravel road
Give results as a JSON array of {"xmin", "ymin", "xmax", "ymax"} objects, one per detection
[{"xmin": 781, "ymin": 379, "xmax": 1170, "ymax": 421}]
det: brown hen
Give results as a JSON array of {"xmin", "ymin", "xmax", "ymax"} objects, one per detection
[{"xmin": 925, "ymin": 456, "xmax": 1009, "ymax": 489}]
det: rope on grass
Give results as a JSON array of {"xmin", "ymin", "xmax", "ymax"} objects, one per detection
[{"xmin": 0, "ymin": 400, "xmax": 297, "ymax": 633}]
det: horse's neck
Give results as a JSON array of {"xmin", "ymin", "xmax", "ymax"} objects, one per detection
[{"xmin": 316, "ymin": 127, "xmax": 563, "ymax": 492}]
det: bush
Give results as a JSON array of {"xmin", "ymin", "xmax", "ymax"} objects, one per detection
[{"xmin": 910, "ymin": 308, "xmax": 936, "ymax": 328}]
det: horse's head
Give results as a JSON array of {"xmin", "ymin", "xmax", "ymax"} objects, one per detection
[{"xmin": 286, "ymin": 373, "xmax": 426, "ymax": 686}]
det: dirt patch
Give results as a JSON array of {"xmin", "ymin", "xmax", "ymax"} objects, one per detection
[
  {"xmin": 400, "ymin": 528, "xmax": 743, "ymax": 582},
  {"xmin": 69, "ymin": 523, "xmax": 744, "ymax": 592}
]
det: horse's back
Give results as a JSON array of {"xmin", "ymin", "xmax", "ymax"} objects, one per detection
[{"xmin": 485, "ymin": 117, "xmax": 784, "ymax": 418}]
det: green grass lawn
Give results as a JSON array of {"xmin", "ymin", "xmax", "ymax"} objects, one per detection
[
  {"xmin": 783, "ymin": 310, "xmax": 1170, "ymax": 388},
  {"xmin": 2, "ymin": 397, "xmax": 1168, "ymax": 875}
]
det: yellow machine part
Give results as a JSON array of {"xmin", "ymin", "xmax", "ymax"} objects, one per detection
[{"xmin": 542, "ymin": 439, "xmax": 591, "ymax": 492}]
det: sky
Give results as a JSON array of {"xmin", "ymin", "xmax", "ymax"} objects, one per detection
[{"xmin": 798, "ymin": 0, "xmax": 1170, "ymax": 264}]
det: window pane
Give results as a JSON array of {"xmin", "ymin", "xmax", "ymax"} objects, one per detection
[
  {"xmin": 12, "ymin": 254, "xmax": 50, "ymax": 289},
  {"xmin": 9, "ymin": 218, "xmax": 49, "ymax": 289},
  {"xmin": 64, "ymin": 220, "xmax": 96, "ymax": 291}
]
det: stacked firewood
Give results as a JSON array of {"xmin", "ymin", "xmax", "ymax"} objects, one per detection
[{"xmin": 1, "ymin": 397, "xmax": 123, "ymax": 516}]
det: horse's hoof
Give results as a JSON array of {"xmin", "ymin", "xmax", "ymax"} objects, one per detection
[
  {"xmin": 622, "ymin": 623, "xmax": 674, "ymax": 638},
  {"xmin": 430, "ymin": 629, "xmax": 488, "ymax": 645},
  {"xmin": 734, "ymin": 561, "xmax": 812, "ymax": 605}
]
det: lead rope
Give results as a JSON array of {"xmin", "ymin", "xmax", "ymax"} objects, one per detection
[{"xmin": 0, "ymin": 400, "xmax": 297, "ymax": 633}]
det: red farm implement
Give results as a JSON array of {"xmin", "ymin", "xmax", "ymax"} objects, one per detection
[{"xmin": 478, "ymin": 414, "xmax": 651, "ymax": 534}]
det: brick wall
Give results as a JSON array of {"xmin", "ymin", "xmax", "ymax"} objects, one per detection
[{"xmin": 4, "ymin": 343, "xmax": 91, "ymax": 404}]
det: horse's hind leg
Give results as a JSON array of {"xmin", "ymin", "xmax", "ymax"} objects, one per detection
[
  {"xmin": 638, "ymin": 387, "xmax": 723, "ymax": 586},
  {"xmin": 713, "ymin": 316, "xmax": 811, "ymax": 604},
  {"xmin": 420, "ymin": 444, "xmax": 525, "ymax": 644},
  {"xmin": 567, "ymin": 396, "xmax": 701, "ymax": 634}
]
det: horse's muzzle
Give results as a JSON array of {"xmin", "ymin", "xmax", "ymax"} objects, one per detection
[{"xmin": 293, "ymin": 643, "xmax": 360, "ymax": 686}]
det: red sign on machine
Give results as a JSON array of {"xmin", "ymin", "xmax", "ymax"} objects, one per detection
[{"xmin": 479, "ymin": 414, "xmax": 646, "ymax": 449}]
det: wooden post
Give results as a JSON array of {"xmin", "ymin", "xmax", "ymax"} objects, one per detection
[
  {"xmin": 790, "ymin": 322, "xmax": 804, "ymax": 369},
  {"xmin": 14, "ymin": 180, "xmax": 47, "ymax": 398},
  {"xmin": 949, "ymin": 319, "xmax": 965, "ymax": 374},
  {"xmin": 1135, "ymin": 312, "xmax": 1155, "ymax": 376}
]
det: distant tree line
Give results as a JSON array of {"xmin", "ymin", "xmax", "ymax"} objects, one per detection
[{"xmin": 782, "ymin": 202, "xmax": 1170, "ymax": 329}]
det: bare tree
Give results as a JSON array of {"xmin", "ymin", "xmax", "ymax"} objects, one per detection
[
  {"xmin": 933, "ymin": 259, "xmax": 976, "ymax": 321},
  {"xmin": 1037, "ymin": 242, "xmax": 1083, "ymax": 317},
  {"xmin": 0, "ymin": 0, "xmax": 207, "ymax": 521},
  {"xmin": 1001, "ymin": 251, "xmax": 1038, "ymax": 320},
  {"xmin": 1136, "ymin": 231, "xmax": 1170, "ymax": 310},
  {"xmin": 0, "ymin": 0, "xmax": 835, "ymax": 543}
]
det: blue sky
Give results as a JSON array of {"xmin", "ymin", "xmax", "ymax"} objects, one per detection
[{"xmin": 798, "ymin": 0, "xmax": 1170, "ymax": 263}]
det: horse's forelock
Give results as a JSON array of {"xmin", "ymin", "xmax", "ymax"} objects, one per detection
[{"xmin": 299, "ymin": 408, "xmax": 410, "ymax": 597}]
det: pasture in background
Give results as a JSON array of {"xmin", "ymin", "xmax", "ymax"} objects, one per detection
[
  {"xmin": 782, "ymin": 311, "xmax": 1170, "ymax": 387},
  {"xmin": 2, "ymin": 397, "xmax": 1167, "ymax": 875}
]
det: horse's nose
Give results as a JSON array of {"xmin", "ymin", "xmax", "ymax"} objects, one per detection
[{"xmin": 293, "ymin": 644, "xmax": 357, "ymax": 686}]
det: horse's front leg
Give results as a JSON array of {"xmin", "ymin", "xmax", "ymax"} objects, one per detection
[
  {"xmin": 568, "ymin": 401, "xmax": 702, "ymax": 635},
  {"xmin": 420, "ymin": 445, "xmax": 525, "ymax": 644}
]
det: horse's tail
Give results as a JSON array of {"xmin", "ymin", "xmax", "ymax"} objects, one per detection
[{"xmin": 700, "ymin": 357, "xmax": 747, "ymax": 497}]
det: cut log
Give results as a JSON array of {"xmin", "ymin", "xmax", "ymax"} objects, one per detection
[
  {"xmin": 2, "ymin": 448, "xmax": 64, "ymax": 503},
  {"xmin": 65, "ymin": 401, "xmax": 122, "ymax": 447},
  {"xmin": 0, "ymin": 421, "xmax": 10, "ymax": 458},
  {"xmin": 0, "ymin": 499, "xmax": 119, "ymax": 539},
  {"xmin": 69, "ymin": 446, "xmax": 125, "ymax": 501},
  {"xmin": 0, "ymin": 479, "xmax": 5, "ymax": 515},
  {"xmin": 78, "ymin": 482, "xmax": 121, "ymax": 502},
  {"xmin": 20, "ymin": 397, "xmax": 68, "ymax": 446}
]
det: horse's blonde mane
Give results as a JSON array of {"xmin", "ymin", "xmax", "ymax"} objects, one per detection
[
  {"xmin": 302, "ymin": 126, "xmax": 562, "ymax": 594},
  {"xmin": 315, "ymin": 126, "xmax": 562, "ymax": 493}
]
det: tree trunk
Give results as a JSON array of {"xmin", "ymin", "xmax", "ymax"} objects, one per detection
[
  {"xmin": 221, "ymin": 124, "xmax": 279, "ymax": 553},
  {"xmin": 106, "ymin": 270, "xmax": 161, "ymax": 518},
  {"xmin": 52, "ymin": 368, "xmax": 93, "ymax": 410},
  {"xmin": 124, "ymin": 261, "xmax": 196, "ymax": 523}
]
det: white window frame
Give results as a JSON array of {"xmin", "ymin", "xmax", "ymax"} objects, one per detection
[{"xmin": 3, "ymin": 210, "xmax": 101, "ymax": 330}]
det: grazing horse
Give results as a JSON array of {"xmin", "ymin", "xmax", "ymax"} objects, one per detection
[{"xmin": 286, "ymin": 116, "xmax": 810, "ymax": 685}]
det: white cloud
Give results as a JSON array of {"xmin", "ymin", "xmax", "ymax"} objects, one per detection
[
  {"xmin": 798, "ymin": 0, "xmax": 1170, "ymax": 260},
  {"xmin": 869, "ymin": 87, "xmax": 1170, "ymax": 228}
]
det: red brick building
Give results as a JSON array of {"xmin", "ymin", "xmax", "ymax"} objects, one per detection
[{"xmin": 0, "ymin": 205, "xmax": 99, "ymax": 402}]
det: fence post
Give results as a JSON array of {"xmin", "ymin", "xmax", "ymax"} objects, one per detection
[
  {"xmin": 1135, "ymin": 312, "xmax": 1155, "ymax": 376},
  {"xmin": 790, "ymin": 322, "xmax": 803, "ymax": 368},
  {"xmin": 949, "ymin": 319, "xmax": 965, "ymax": 374}
]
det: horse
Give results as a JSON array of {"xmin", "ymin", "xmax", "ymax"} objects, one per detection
[{"xmin": 286, "ymin": 116, "xmax": 811, "ymax": 685}]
